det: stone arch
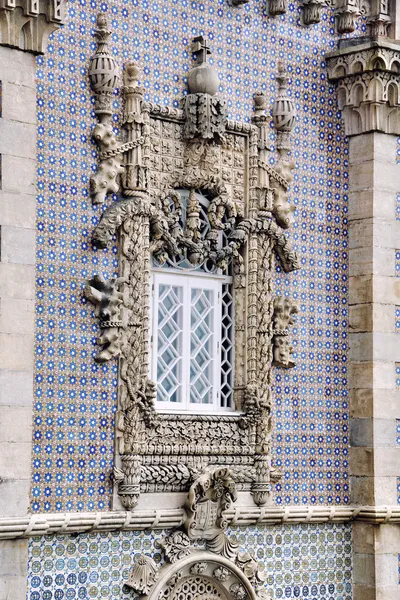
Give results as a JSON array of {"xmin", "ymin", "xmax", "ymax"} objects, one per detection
[{"xmin": 146, "ymin": 553, "xmax": 258, "ymax": 600}]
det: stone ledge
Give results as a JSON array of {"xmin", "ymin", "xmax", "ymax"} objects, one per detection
[{"xmin": 2, "ymin": 505, "xmax": 400, "ymax": 539}]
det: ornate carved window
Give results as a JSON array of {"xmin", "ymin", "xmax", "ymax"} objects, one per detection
[
  {"xmin": 85, "ymin": 19, "xmax": 300, "ymax": 510},
  {"xmin": 150, "ymin": 187, "xmax": 235, "ymax": 412}
]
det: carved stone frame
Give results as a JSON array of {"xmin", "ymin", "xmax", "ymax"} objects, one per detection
[{"xmin": 85, "ymin": 19, "xmax": 299, "ymax": 511}]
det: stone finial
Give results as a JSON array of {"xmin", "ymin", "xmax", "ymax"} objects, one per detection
[
  {"xmin": 0, "ymin": 0, "xmax": 66, "ymax": 53},
  {"xmin": 272, "ymin": 62, "xmax": 296, "ymax": 157},
  {"xmin": 183, "ymin": 36, "xmax": 226, "ymax": 143},
  {"xmin": 88, "ymin": 13, "xmax": 120, "ymax": 119}
]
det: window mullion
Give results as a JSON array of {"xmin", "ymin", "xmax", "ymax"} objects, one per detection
[
  {"xmin": 214, "ymin": 281, "xmax": 222, "ymax": 410},
  {"xmin": 182, "ymin": 277, "xmax": 191, "ymax": 411}
]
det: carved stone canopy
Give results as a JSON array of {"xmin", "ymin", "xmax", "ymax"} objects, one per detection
[
  {"xmin": 0, "ymin": 0, "xmax": 66, "ymax": 53},
  {"xmin": 326, "ymin": 39, "xmax": 400, "ymax": 136}
]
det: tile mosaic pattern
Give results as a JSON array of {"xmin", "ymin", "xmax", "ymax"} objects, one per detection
[
  {"xmin": 27, "ymin": 523, "xmax": 353, "ymax": 600},
  {"xmin": 397, "ymin": 478, "xmax": 400, "ymax": 505},
  {"xmin": 32, "ymin": 0, "xmax": 350, "ymax": 512},
  {"xmin": 397, "ymin": 420, "xmax": 400, "ymax": 446}
]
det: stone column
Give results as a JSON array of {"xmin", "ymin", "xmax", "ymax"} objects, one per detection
[
  {"xmin": 327, "ymin": 38, "xmax": 400, "ymax": 600},
  {"xmin": 0, "ymin": 2, "xmax": 65, "ymax": 598}
]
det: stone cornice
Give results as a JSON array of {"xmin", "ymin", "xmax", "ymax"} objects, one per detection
[
  {"xmin": 1, "ymin": 506, "xmax": 400, "ymax": 540},
  {"xmin": 0, "ymin": 0, "xmax": 67, "ymax": 54},
  {"xmin": 326, "ymin": 39, "xmax": 400, "ymax": 135}
]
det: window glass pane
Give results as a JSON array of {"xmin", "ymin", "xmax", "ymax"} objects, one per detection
[
  {"xmin": 221, "ymin": 283, "xmax": 234, "ymax": 408},
  {"xmin": 190, "ymin": 287, "xmax": 214, "ymax": 405},
  {"xmin": 156, "ymin": 284, "xmax": 183, "ymax": 403}
]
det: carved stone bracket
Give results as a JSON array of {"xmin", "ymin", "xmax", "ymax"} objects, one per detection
[
  {"xmin": 125, "ymin": 469, "xmax": 271, "ymax": 600},
  {"xmin": 272, "ymin": 296, "xmax": 299, "ymax": 369},
  {"xmin": 0, "ymin": 0, "xmax": 66, "ymax": 53},
  {"xmin": 326, "ymin": 40, "xmax": 400, "ymax": 136}
]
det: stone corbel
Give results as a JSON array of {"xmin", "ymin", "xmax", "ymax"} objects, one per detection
[
  {"xmin": 0, "ymin": 0, "xmax": 66, "ymax": 53},
  {"xmin": 272, "ymin": 296, "xmax": 298, "ymax": 368},
  {"xmin": 300, "ymin": 0, "xmax": 326, "ymax": 25}
]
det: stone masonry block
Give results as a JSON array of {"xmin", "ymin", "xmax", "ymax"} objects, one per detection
[
  {"xmin": 375, "ymin": 554, "xmax": 399, "ymax": 587},
  {"xmin": 373, "ymin": 418, "xmax": 397, "ymax": 447},
  {"xmin": 349, "ymin": 275, "xmax": 373, "ymax": 305},
  {"xmin": 0, "ymin": 155, "xmax": 35, "ymax": 194},
  {"xmin": 0, "ymin": 441, "xmax": 31, "ymax": 479},
  {"xmin": 0, "ymin": 478, "xmax": 30, "ymax": 517},
  {"xmin": 0, "ymin": 46, "xmax": 36, "ymax": 88},
  {"xmin": 0, "ymin": 226, "xmax": 35, "ymax": 265},
  {"xmin": 374, "ymin": 476, "xmax": 398, "ymax": 505},
  {"xmin": 353, "ymin": 553, "xmax": 376, "ymax": 586},
  {"xmin": 1, "ymin": 80, "xmax": 36, "ymax": 124},
  {"xmin": 0, "ymin": 406, "xmax": 32, "ymax": 443},
  {"xmin": 0, "ymin": 539, "xmax": 28, "ymax": 576},
  {"xmin": 0, "ymin": 369, "xmax": 33, "ymax": 407},
  {"xmin": 0, "ymin": 297, "xmax": 34, "ymax": 335},
  {"xmin": 349, "ymin": 304, "xmax": 373, "ymax": 333},
  {"xmin": 374, "ymin": 447, "xmax": 400, "ymax": 476},
  {"xmin": 0, "ymin": 119, "xmax": 36, "ymax": 159},
  {"xmin": 350, "ymin": 417, "xmax": 373, "ymax": 447},
  {"xmin": 350, "ymin": 447, "xmax": 374, "ymax": 476},
  {"xmin": 0, "ymin": 334, "xmax": 33, "ymax": 370},
  {"xmin": 0, "ymin": 264, "xmax": 34, "ymax": 299},
  {"xmin": 351, "ymin": 475, "xmax": 375, "ymax": 505},
  {"xmin": 0, "ymin": 192, "xmax": 36, "ymax": 228}
]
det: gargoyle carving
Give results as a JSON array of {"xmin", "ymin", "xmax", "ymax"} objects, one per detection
[
  {"xmin": 272, "ymin": 296, "xmax": 299, "ymax": 368},
  {"xmin": 84, "ymin": 274, "xmax": 124, "ymax": 362}
]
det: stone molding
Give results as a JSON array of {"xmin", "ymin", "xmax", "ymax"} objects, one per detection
[
  {"xmin": 2, "ymin": 505, "xmax": 400, "ymax": 540},
  {"xmin": 326, "ymin": 39, "xmax": 400, "ymax": 135},
  {"xmin": 0, "ymin": 0, "xmax": 66, "ymax": 54}
]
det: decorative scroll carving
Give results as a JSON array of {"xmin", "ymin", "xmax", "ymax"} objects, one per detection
[
  {"xmin": 86, "ymin": 23, "xmax": 299, "ymax": 510},
  {"xmin": 183, "ymin": 36, "xmax": 227, "ymax": 144},
  {"xmin": 125, "ymin": 469, "xmax": 271, "ymax": 600},
  {"xmin": 326, "ymin": 41, "xmax": 400, "ymax": 136},
  {"xmin": 272, "ymin": 296, "xmax": 299, "ymax": 369},
  {"xmin": 0, "ymin": 0, "xmax": 66, "ymax": 53}
]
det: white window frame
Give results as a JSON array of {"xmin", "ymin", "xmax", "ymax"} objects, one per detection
[{"xmin": 151, "ymin": 269, "xmax": 230, "ymax": 413}]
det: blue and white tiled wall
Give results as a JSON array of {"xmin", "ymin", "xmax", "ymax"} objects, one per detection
[
  {"xmin": 32, "ymin": 0, "xmax": 351, "ymax": 515},
  {"xmin": 27, "ymin": 523, "xmax": 352, "ymax": 600}
]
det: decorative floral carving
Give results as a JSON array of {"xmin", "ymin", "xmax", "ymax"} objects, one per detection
[
  {"xmin": 161, "ymin": 531, "xmax": 192, "ymax": 563},
  {"xmin": 213, "ymin": 566, "xmax": 231, "ymax": 581},
  {"xmin": 236, "ymin": 551, "xmax": 267, "ymax": 585},
  {"xmin": 190, "ymin": 562, "xmax": 208, "ymax": 574},
  {"xmin": 272, "ymin": 296, "xmax": 299, "ymax": 369},
  {"xmin": 126, "ymin": 554, "xmax": 159, "ymax": 595},
  {"xmin": 230, "ymin": 582, "xmax": 248, "ymax": 600}
]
